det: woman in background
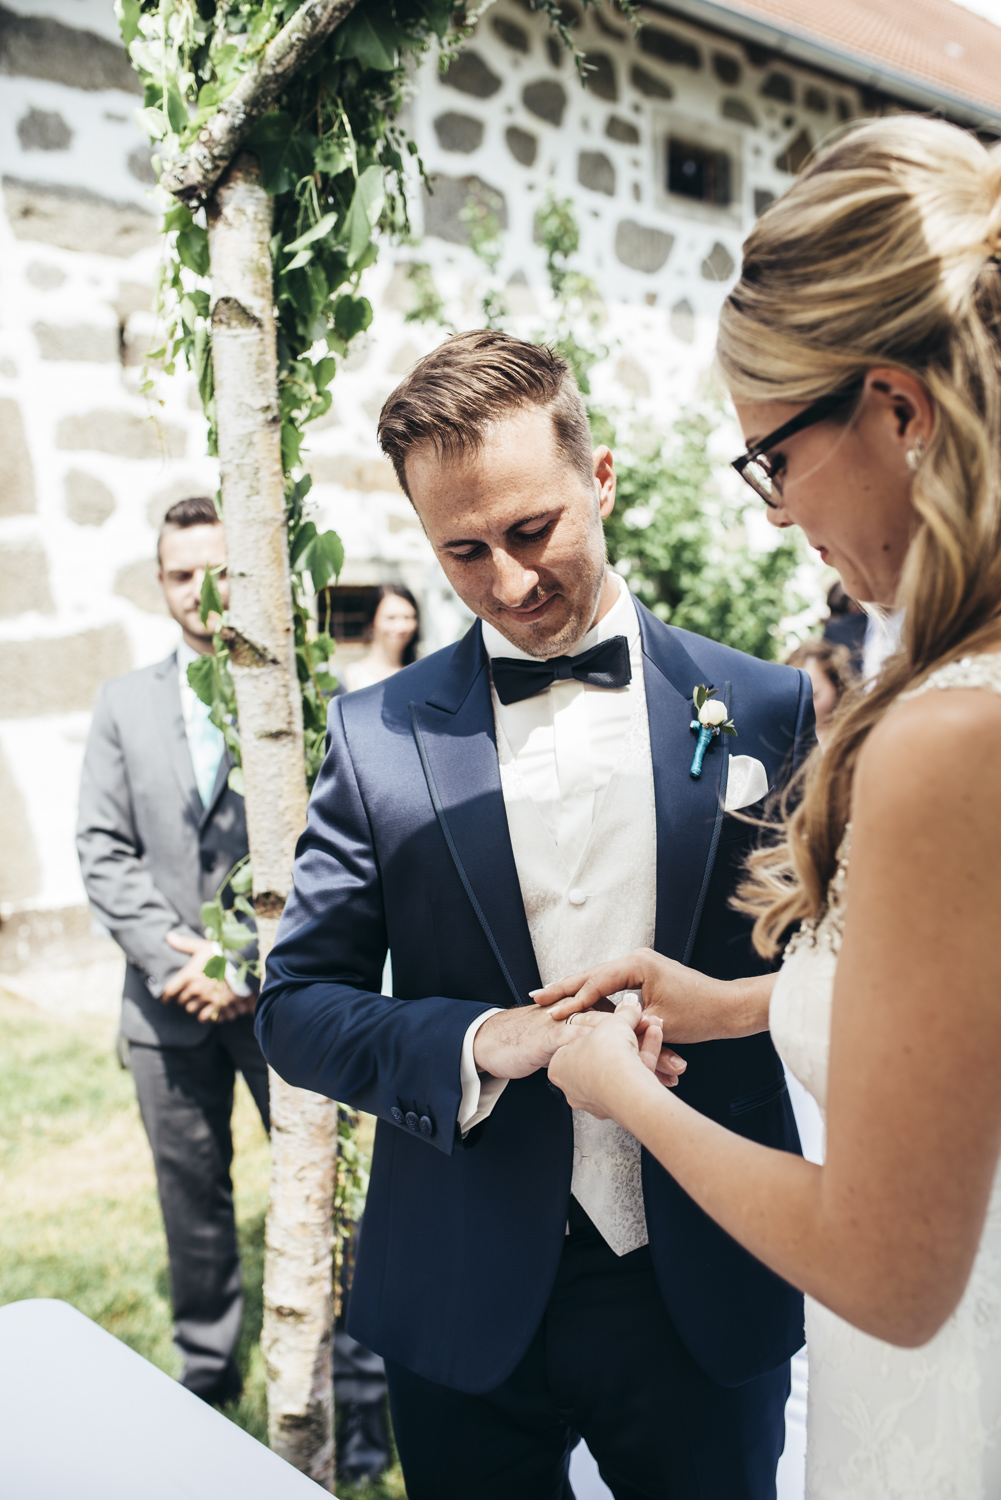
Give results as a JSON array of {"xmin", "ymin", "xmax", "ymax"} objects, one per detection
[
  {"xmin": 343, "ymin": 584, "xmax": 420, "ymax": 692},
  {"xmin": 785, "ymin": 638, "xmax": 855, "ymax": 744}
]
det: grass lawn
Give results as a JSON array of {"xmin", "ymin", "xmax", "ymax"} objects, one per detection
[{"xmin": 0, "ymin": 988, "xmax": 405, "ymax": 1498}]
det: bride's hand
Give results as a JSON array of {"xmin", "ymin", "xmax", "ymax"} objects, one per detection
[
  {"xmin": 531, "ymin": 948, "xmax": 772, "ymax": 1043},
  {"xmin": 549, "ymin": 996, "xmax": 667, "ymax": 1117}
]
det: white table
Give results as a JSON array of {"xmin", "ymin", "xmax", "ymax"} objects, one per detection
[{"xmin": 0, "ymin": 1299, "xmax": 324, "ymax": 1498}]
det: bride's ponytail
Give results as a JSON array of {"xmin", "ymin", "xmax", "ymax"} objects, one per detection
[{"xmin": 719, "ymin": 115, "xmax": 1001, "ymax": 956}]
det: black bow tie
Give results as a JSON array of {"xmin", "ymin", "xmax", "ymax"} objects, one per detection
[{"xmin": 491, "ymin": 636, "xmax": 632, "ymax": 706}]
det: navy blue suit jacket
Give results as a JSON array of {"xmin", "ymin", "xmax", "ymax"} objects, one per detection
[{"xmin": 257, "ymin": 601, "xmax": 815, "ymax": 1394}]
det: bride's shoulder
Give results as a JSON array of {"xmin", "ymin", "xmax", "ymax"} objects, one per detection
[{"xmin": 857, "ymin": 657, "xmax": 1001, "ymax": 814}]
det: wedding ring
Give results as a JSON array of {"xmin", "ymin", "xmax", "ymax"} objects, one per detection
[{"xmin": 565, "ymin": 1014, "xmax": 577, "ymax": 1026}]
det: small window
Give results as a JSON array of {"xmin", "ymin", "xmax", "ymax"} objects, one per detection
[
  {"xmin": 668, "ymin": 137, "xmax": 732, "ymax": 206},
  {"xmin": 317, "ymin": 584, "xmax": 380, "ymax": 642}
]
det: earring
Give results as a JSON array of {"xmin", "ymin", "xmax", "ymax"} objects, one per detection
[{"xmin": 906, "ymin": 436, "xmax": 925, "ymax": 472}]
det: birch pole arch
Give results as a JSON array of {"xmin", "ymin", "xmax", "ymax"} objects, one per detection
[
  {"xmin": 119, "ymin": 0, "xmax": 606, "ymax": 1481},
  {"xmin": 207, "ymin": 155, "xmax": 339, "ymax": 1479}
]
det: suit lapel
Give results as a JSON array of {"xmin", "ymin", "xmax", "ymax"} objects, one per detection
[
  {"xmin": 637, "ymin": 607, "xmax": 731, "ymax": 963},
  {"xmin": 154, "ymin": 654, "xmax": 203, "ymax": 831},
  {"xmin": 414, "ymin": 623, "xmax": 541, "ymax": 1003}
]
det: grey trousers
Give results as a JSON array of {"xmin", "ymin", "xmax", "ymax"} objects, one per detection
[{"xmin": 128, "ymin": 1017, "xmax": 269, "ymax": 1400}]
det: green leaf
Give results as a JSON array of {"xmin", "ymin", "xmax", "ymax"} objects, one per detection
[
  {"xmin": 307, "ymin": 529, "xmax": 344, "ymax": 592},
  {"xmin": 136, "ymin": 106, "xmax": 166, "ymax": 140},
  {"xmin": 177, "ymin": 224, "xmax": 209, "ymax": 277},
  {"xmin": 285, "ymin": 248, "xmax": 314, "ymax": 271},
  {"xmin": 342, "ymin": 165, "xmax": 385, "ymax": 267},
  {"xmin": 163, "ymin": 204, "xmax": 194, "ymax": 233},
  {"xmin": 187, "ymin": 652, "xmax": 217, "ymax": 708},
  {"xmin": 315, "ymin": 138, "xmax": 350, "ymax": 176},
  {"xmin": 165, "ymin": 81, "xmax": 189, "ymax": 137},
  {"xmin": 243, "ymin": 112, "xmax": 316, "ymax": 196},
  {"xmin": 290, "ymin": 520, "xmax": 318, "ymax": 568},
  {"xmin": 193, "ymin": 325, "xmax": 213, "ymax": 409},
  {"xmin": 203, "ymin": 954, "xmax": 227, "ymax": 980},
  {"xmin": 200, "ymin": 897, "xmax": 225, "ymax": 943},
  {"xmin": 285, "ymin": 212, "xmax": 338, "ymax": 255},
  {"xmin": 281, "ymin": 421, "xmax": 302, "ymax": 473},
  {"xmin": 199, "ymin": 566, "xmax": 224, "ymax": 625},
  {"xmin": 333, "ymin": 293, "xmax": 373, "ymax": 341},
  {"xmin": 333, "ymin": 7, "xmax": 398, "ymax": 70},
  {"xmin": 313, "ymin": 355, "xmax": 337, "ymax": 392},
  {"xmin": 227, "ymin": 764, "xmax": 245, "ymax": 797},
  {"xmin": 220, "ymin": 914, "xmax": 252, "ymax": 951},
  {"xmin": 721, "ymin": 723, "xmax": 738, "ymax": 737},
  {"xmin": 117, "ymin": 0, "xmax": 141, "ymax": 47},
  {"xmin": 230, "ymin": 860, "xmax": 253, "ymax": 894}
]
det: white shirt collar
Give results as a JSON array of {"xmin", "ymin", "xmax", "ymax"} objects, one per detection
[
  {"xmin": 481, "ymin": 571, "xmax": 639, "ymax": 662},
  {"xmin": 176, "ymin": 639, "xmax": 201, "ymax": 676}
]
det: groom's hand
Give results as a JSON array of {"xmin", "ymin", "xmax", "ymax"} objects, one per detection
[{"xmin": 472, "ymin": 1004, "xmax": 569, "ymax": 1080}]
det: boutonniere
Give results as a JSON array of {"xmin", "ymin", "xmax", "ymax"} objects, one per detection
[{"xmin": 690, "ymin": 685, "xmax": 736, "ymax": 778}]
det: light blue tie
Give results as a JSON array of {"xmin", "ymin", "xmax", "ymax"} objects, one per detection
[{"xmin": 188, "ymin": 695, "xmax": 225, "ymax": 808}]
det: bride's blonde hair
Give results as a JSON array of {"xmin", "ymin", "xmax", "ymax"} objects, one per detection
[{"xmin": 719, "ymin": 115, "xmax": 1001, "ymax": 957}]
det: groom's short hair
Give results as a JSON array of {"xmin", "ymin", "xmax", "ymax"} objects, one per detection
[
  {"xmin": 157, "ymin": 495, "xmax": 220, "ymax": 563},
  {"xmin": 378, "ymin": 329, "xmax": 594, "ymax": 499}
]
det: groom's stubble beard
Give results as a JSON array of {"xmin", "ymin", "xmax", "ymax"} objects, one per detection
[{"xmin": 494, "ymin": 545, "xmax": 608, "ymax": 658}]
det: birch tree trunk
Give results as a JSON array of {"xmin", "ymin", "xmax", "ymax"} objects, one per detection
[{"xmin": 208, "ymin": 152, "xmax": 338, "ymax": 1490}]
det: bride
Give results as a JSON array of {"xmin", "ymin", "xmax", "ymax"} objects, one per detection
[{"xmin": 536, "ymin": 115, "xmax": 1001, "ymax": 1498}]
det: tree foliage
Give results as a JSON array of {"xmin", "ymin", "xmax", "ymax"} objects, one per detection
[
  {"xmin": 604, "ymin": 414, "xmax": 803, "ymax": 661},
  {"xmin": 118, "ymin": 0, "xmax": 457, "ymax": 774}
]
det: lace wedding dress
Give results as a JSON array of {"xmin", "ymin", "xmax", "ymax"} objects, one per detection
[{"xmin": 770, "ymin": 655, "xmax": 1001, "ymax": 1499}]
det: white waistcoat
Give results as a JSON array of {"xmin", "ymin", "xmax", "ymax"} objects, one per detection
[{"xmin": 498, "ymin": 687, "xmax": 657, "ymax": 1256}]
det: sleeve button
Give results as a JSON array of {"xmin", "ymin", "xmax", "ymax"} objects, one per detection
[
  {"xmin": 405, "ymin": 1111, "xmax": 419, "ymax": 1131},
  {"xmin": 419, "ymin": 1115, "xmax": 433, "ymax": 1137},
  {"xmin": 391, "ymin": 1107, "xmax": 404, "ymax": 1125}
]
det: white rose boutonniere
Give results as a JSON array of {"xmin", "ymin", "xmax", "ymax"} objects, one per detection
[{"xmin": 690, "ymin": 684, "xmax": 736, "ymax": 778}]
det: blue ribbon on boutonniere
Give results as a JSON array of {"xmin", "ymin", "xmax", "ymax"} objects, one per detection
[{"xmin": 689, "ymin": 684, "xmax": 737, "ymax": 778}]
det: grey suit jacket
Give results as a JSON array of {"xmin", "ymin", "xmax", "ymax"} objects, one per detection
[{"xmin": 77, "ymin": 651, "xmax": 255, "ymax": 1047}]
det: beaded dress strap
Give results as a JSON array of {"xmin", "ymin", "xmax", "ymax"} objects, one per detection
[{"xmin": 900, "ymin": 653, "xmax": 1001, "ymax": 701}]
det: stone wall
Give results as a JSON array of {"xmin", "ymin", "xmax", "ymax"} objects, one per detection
[
  {"xmin": 0, "ymin": 2, "xmax": 210, "ymax": 910},
  {"xmin": 0, "ymin": 0, "xmax": 870, "ymax": 917}
]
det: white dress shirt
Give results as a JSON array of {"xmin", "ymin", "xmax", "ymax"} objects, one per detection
[
  {"xmin": 458, "ymin": 574, "xmax": 642, "ymax": 1136},
  {"xmin": 455, "ymin": 576, "xmax": 772, "ymax": 1252},
  {"xmin": 458, "ymin": 576, "xmax": 769, "ymax": 1120}
]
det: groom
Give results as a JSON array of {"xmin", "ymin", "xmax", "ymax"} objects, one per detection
[{"xmin": 257, "ymin": 331, "xmax": 814, "ymax": 1499}]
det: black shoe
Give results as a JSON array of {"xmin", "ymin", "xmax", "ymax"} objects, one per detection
[{"xmin": 337, "ymin": 1398, "xmax": 390, "ymax": 1483}]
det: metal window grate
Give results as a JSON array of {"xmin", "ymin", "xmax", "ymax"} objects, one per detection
[
  {"xmin": 667, "ymin": 137, "xmax": 732, "ymax": 206},
  {"xmin": 316, "ymin": 585, "xmax": 381, "ymax": 641}
]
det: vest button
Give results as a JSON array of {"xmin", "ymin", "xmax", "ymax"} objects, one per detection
[{"xmin": 568, "ymin": 888, "xmax": 587, "ymax": 906}]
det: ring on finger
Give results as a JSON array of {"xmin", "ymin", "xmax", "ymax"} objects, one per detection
[{"xmin": 565, "ymin": 1014, "xmax": 576, "ymax": 1027}]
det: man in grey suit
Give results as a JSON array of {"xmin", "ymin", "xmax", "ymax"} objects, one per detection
[{"xmin": 77, "ymin": 497, "xmax": 268, "ymax": 1406}]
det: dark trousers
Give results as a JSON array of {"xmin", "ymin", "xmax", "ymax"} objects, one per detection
[
  {"xmin": 387, "ymin": 1214, "xmax": 790, "ymax": 1500},
  {"xmin": 128, "ymin": 1017, "xmax": 269, "ymax": 1400}
]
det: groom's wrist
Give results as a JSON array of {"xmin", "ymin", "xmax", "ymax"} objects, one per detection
[{"xmin": 473, "ymin": 1005, "xmax": 561, "ymax": 1079}]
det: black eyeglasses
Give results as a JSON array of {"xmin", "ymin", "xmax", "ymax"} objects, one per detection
[{"xmin": 731, "ymin": 382, "xmax": 864, "ymax": 507}]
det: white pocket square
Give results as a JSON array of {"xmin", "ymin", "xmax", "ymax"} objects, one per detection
[{"xmin": 723, "ymin": 755, "xmax": 769, "ymax": 812}]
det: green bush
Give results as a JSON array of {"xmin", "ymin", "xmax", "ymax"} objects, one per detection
[{"xmin": 604, "ymin": 410, "xmax": 803, "ymax": 661}]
